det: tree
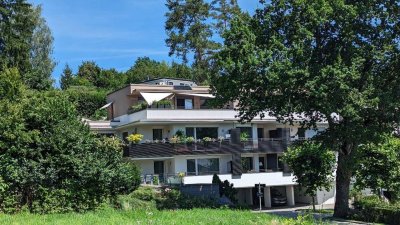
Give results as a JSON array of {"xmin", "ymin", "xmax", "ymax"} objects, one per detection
[
  {"xmin": 211, "ymin": 0, "xmax": 241, "ymax": 34},
  {"xmin": 211, "ymin": 1, "xmax": 400, "ymax": 218},
  {"xmin": 25, "ymin": 5, "xmax": 55, "ymax": 90},
  {"xmin": 0, "ymin": 75, "xmax": 140, "ymax": 212},
  {"xmin": 126, "ymin": 57, "xmax": 170, "ymax": 83},
  {"xmin": 77, "ymin": 61, "xmax": 101, "ymax": 85},
  {"xmin": 165, "ymin": 0, "xmax": 219, "ymax": 83},
  {"xmin": 0, "ymin": 0, "xmax": 35, "ymax": 77},
  {"xmin": 355, "ymin": 136, "xmax": 400, "ymax": 201},
  {"xmin": 60, "ymin": 64, "xmax": 74, "ymax": 90},
  {"xmin": 65, "ymin": 86, "xmax": 107, "ymax": 119},
  {"xmin": 282, "ymin": 141, "xmax": 336, "ymax": 211}
]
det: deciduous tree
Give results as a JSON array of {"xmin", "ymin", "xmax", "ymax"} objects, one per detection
[
  {"xmin": 211, "ymin": 0, "xmax": 400, "ymax": 218},
  {"xmin": 283, "ymin": 141, "xmax": 336, "ymax": 211}
]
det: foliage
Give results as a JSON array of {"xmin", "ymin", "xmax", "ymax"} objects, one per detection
[
  {"xmin": 0, "ymin": 0, "xmax": 36, "ymax": 83},
  {"xmin": 352, "ymin": 195, "xmax": 400, "ymax": 224},
  {"xmin": 0, "ymin": 68, "xmax": 25, "ymax": 100},
  {"xmin": 354, "ymin": 136, "xmax": 400, "ymax": 201},
  {"xmin": 175, "ymin": 129, "xmax": 184, "ymax": 137},
  {"xmin": 60, "ymin": 64, "xmax": 74, "ymax": 90},
  {"xmin": 127, "ymin": 134, "xmax": 144, "ymax": 144},
  {"xmin": 202, "ymin": 137, "xmax": 212, "ymax": 142},
  {"xmin": 283, "ymin": 141, "xmax": 335, "ymax": 210},
  {"xmin": 210, "ymin": 0, "xmax": 400, "ymax": 218},
  {"xmin": 239, "ymin": 132, "xmax": 249, "ymax": 142},
  {"xmin": 186, "ymin": 136, "xmax": 195, "ymax": 143},
  {"xmin": 64, "ymin": 86, "xmax": 107, "ymax": 119},
  {"xmin": 170, "ymin": 136, "xmax": 180, "ymax": 144},
  {"xmin": 26, "ymin": 5, "xmax": 55, "ymax": 90},
  {"xmin": 154, "ymin": 99, "xmax": 172, "ymax": 107},
  {"xmin": 165, "ymin": 0, "xmax": 241, "ymax": 83},
  {"xmin": 0, "ymin": 74, "xmax": 141, "ymax": 213},
  {"xmin": 156, "ymin": 188, "xmax": 219, "ymax": 210},
  {"xmin": 212, "ymin": 174, "xmax": 237, "ymax": 203},
  {"xmin": 125, "ymin": 57, "xmax": 192, "ymax": 84},
  {"xmin": 128, "ymin": 102, "xmax": 148, "ymax": 114}
]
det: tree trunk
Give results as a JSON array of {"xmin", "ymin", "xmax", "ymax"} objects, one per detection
[
  {"xmin": 333, "ymin": 149, "xmax": 353, "ymax": 218},
  {"xmin": 312, "ymin": 195, "xmax": 316, "ymax": 212}
]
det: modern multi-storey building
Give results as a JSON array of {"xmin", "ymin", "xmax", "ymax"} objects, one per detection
[{"xmin": 88, "ymin": 78, "xmax": 335, "ymax": 208}]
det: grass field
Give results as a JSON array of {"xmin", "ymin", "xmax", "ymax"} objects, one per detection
[{"xmin": 0, "ymin": 207, "xmax": 318, "ymax": 225}]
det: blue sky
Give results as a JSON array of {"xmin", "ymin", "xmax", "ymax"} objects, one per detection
[{"xmin": 28, "ymin": 0, "xmax": 261, "ymax": 86}]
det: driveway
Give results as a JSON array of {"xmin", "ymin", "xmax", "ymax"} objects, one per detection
[{"xmin": 253, "ymin": 204, "xmax": 375, "ymax": 224}]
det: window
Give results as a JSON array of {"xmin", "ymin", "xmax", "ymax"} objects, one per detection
[
  {"xmin": 187, "ymin": 158, "xmax": 220, "ymax": 175},
  {"xmin": 187, "ymin": 159, "xmax": 196, "ymax": 175},
  {"xmin": 267, "ymin": 154, "xmax": 278, "ymax": 171},
  {"xmin": 153, "ymin": 129, "xmax": 163, "ymax": 140},
  {"xmin": 168, "ymin": 82, "xmax": 173, "ymax": 85},
  {"xmin": 180, "ymin": 83, "xmax": 184, "ymax": 86},
  {"xmin": 185, "ymin": 127, "xmax": 194, "ymax": 138},
  {"xmin": 177, "ymin": 98, "xmax": 193, "ymax": 109},
  {"xmin": 196, "ymin": 127, "xmax": 218, "ymax": 139},
  {"xmin": 197, "ymin": 158, "xmax": 219, "ymax": 175},
  {"xmin": 241, "ymin": 157, "xmax": 253, "ymax": 172}
]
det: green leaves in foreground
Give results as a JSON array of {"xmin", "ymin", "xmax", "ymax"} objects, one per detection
[
  {"xmin": 0, "ymin": 71, "xmax": 140, "ymax": 213},
  {"xmin": 283, "ymin": 141, "xmax": 336, "ymax": 209}
]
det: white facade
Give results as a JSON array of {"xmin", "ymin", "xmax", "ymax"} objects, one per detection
[{"xmin": 90, "ymin": 79, "xmax": 332, "ymax": 207}]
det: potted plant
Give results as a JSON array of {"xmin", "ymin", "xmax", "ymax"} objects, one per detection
[
  {"xmin": 202, "ymin": 137, "xmax": 212, "ymax": 147},
  {"xmin": 186, "ymin": 136, "xmax": 195, "ymax": 146},
  {"xmin": 127, "ymin": 133, "xmax": 144, "ymax": 144},
  {"xmin": 170, "ymin": 135, "xmax": 180, "ymax": 147}
]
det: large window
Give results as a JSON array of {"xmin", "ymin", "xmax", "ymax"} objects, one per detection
[
  {"xmin": 187, "ymin": 158, "xmax": 220, "ymax": 175},
  {"xmin": 196, "ymin": 127, "xmax": 218, "ymax": 139},
  {"xmin": 197, "ymin": 158, "xmax": 219, "ymax": 175}
]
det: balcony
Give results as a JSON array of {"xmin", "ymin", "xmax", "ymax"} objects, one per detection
[
  {"xmin": 183, "ymin": 172, "xmax": 295, "ymax": 188},
  {"xmin": 123, "ymin": 139, "xmax": 287, "ymax": 159}
]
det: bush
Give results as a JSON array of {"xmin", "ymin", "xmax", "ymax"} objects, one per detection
[
  {"xmin": 130, "ymin": 187, "xmax": 158, "ymax": 201},
  {"xmin": 156, "ymin": 188, "xmax": 219, "ymax": 210},
  {"xmin": 0, "ymin": 91, "xmax": 141, "ymax": 213},
  {"xmin": 352, "ymin": 195, "xmax": 400, "ymax": 225}
]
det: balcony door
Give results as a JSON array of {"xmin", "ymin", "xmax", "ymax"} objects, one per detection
[
  {"xmin": 153, "ymin": 129, "xmax": 163, "ymax": 140},
  {"xmin": 154, "ymin": 161, "xmax": 164, "ymax": 182}
]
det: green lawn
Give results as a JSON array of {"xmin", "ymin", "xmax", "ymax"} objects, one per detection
[{"xmin": 0, "ymin": 207, "xmax": 309, "ymax": 225}]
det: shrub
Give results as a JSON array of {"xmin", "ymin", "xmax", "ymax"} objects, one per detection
[
  {"xmin": 128, "ymin": 102, "xmax": 148, "ymax": 114},
  {"xmin": 0, "ymin": 92, "xmax": 141, "ymax": 213},
  {"xmin": 130, "ymin": 187, "xmax": 158, "ymax": 201},
  {"xmin": 116, "ymin": 195, "xmax": 156, "ymax": 211},
  {"xmin": 352, "ymin": 195, "xmax": 400, "ymax": 225},
  {"xmin": 156, "ymin": 188, "xmax": 219, "ymax": 210}
]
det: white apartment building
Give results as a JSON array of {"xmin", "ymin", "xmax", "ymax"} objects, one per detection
[{"xmin": 88, "ymin": 78, "xmax": 334, "ymax": 208}]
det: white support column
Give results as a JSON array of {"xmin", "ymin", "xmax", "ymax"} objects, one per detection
[
  {"xmin": 251, "ymin": 123, "xmax": 258, "ymax": 149},
  {"xmin": 286, "ymin": 185, "xmax": 295, "ymax": 206},
  {"xmin": 264, "ymin": 186, "xmax": 271, "ymax": 208},
  {"xmin": 248, "ymin": 188, "xmax": 253, "ymax": 205},
  {"xmin": 253, "ymin": 155, "xmax": 260, "ymax": 172}
]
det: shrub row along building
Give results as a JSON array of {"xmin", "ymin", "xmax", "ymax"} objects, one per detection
[{"xmin": 87, "ymin": 78, "xmax": 335, "ymax": 208}]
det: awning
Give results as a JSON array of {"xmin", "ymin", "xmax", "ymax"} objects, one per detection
[
  {"xmin": 180, "ymin": 93, "xmax": 215, "ymax": 98},
  {"xmin": 140, "ymin": 92, "xmax": 173, "ymax": 105},
  {"xmin": 100, "ymin": 102, "xmax": 113, "ymax": 109}
]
